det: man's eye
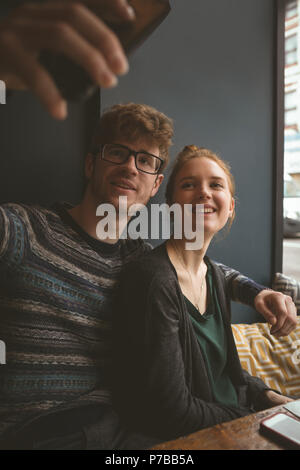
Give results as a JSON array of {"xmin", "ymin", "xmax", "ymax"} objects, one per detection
[
  {"xmin": 110, "ymin": 150, "xmax": 125, "ymax": 158},
  {"xmin": 138, "ymin": 155, "xmax": 154, "ymax": 168}
]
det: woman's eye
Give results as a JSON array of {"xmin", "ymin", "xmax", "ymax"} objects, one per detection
[
  {"xmin": 182, "ymin": 182, "xmax": 194, "ymax": 189},
  {"xmin": 211, "ymin": 182, "xmax": 223, "ymax": 189}
]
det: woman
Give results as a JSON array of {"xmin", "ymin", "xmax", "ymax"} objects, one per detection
[{"xmin": 113, "ymin": 146, "xmax": 292, "ymax": 442}]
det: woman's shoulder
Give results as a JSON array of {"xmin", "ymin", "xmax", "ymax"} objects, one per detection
[{"xmin": 122, "ymin": 242, "xmax": 177, "ymax": 284}]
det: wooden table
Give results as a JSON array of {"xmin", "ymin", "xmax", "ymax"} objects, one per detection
[{"xmin": 151, "ymin": 404, "xmax": 300, "ymax": 450}]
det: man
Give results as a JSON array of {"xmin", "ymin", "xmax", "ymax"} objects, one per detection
[{"xmin": 0, "ymin": 103, "xmax": 297, "ymax": 450}]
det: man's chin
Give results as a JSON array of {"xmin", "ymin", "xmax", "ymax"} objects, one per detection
[{"xmin": 101, "ymin": 195, "xmax": 137, "ymax": 213}]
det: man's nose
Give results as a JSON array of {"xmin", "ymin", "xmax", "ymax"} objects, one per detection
[{"xmin": 121, "ymin": 154, "xmax": 138, "ymax": 174}]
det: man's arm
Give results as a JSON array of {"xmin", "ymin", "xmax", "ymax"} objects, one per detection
[
  {"xmin": 0, "ymin": 206, "xmax": 10, "ymax": 261},
  {"xmin": 216, "ymin": 262, "xmax": 297, "ymax": 337},
  {"xmin": 0, "ymin": 0, "xmax": 134, "ymax": 119}
]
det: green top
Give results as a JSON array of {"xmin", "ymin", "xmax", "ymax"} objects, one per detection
[{"xmin": 184, "ymin": 262, "xmax": 239, "ymax": 408}]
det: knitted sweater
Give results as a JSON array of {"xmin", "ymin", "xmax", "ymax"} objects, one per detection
[
  {"xmin": 0, "ymin": 202, "xmax": 266, "ymax": 439},
  {"xmin": 0, "ymin": 202, "xmax": 151, "ymax": 439}
]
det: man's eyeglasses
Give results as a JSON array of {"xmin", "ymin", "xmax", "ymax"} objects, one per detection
[{"xmin": 95, "ymin": 143, "xmax": 163, "ymax": 175}]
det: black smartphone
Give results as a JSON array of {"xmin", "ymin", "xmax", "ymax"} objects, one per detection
[
  {"xmin": 40, "ymin": 0, "xmax": 171, "ymax": 101},
  {"xmin": 260, "ymin": 412, "xmax": 300, "ymax": 449},
  {"xmin": 112, "ymin": 0, "xmax": 171, "ymax": 54}
]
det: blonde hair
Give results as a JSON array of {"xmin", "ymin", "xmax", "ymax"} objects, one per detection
[
  {"xmin": 91, "ymin": 103, "xmax": 173, "ymax": 171},
  {"xmin": 165, "ymin": 145, "xmax": 236, "ymax": 227}
]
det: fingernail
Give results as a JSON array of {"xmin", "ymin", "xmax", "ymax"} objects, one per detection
[
  {"xmin": 54, "ymin": 100, "xmax": 67, "ymax": 120},
  {"xmin": 105, "ymin": 74, "xmax": 118, "ymax": 88},
  {"xmin": 111, "ymin": 53, "xmax": 129, "ymax": 75},
  {"xmin": 126, "ymin": 6, "xmax": 136, "ymax": 19}
]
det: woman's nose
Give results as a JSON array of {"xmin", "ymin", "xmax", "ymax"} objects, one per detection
[{"xmin": 197, "ymin": 185, "xmax": 211, "ymax": 199}]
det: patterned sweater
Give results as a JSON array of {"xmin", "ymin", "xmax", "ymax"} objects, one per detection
[{"xmin": 0, "ymin": 202, "xmax": 266, "ymax": 439}]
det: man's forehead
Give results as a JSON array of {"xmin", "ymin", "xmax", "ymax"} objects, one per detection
[{"xmin": 114, "ymin": 136, "xmax": 160, "ymax": 154}]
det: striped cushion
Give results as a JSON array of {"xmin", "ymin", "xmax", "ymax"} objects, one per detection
[
  {"xmin": 232, "ymin": 317, "xmax": 300, "ymax": 397},
  {"xmin": 272, "ymin": 272, "xmax": 300, "ymax": 315}
]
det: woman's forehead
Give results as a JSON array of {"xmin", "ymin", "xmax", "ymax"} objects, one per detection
[{"xmin": 177, "ymin": 157, "xmax": 227, "ymax": 179}]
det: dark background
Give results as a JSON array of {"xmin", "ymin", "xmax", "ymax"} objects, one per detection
[{"xmin": 0, "ymin": 0, "xmax": 276, "ymax": 323}]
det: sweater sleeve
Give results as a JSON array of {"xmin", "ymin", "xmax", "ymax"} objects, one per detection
[
  {"xmin": 0, "ymin": 205, "xmax": 12, "ymax": 261},
  {"xmin": 113, "ymin": 265, "xmax": 251, "ymax": 440},
  {"xmin": 0, "ymin": 204, "xmax": 26, "ymax": 264},
  {"xmin": 215, "ymin": 262, "xmax": 268, "ymax": 307}
]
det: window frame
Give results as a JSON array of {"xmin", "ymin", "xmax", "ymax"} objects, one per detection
[{"xmin": 273, "ymin": 0, "xmax": 287, "ymax": 276}]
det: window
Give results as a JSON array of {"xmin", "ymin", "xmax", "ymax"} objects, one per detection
[{"xmin": 282, "ymin": 0, "xmax": 300, "ymax": 281}]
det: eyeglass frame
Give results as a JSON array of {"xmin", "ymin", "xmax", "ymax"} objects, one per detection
[{"xmin": 92, "ymin": 143, "xmax": 164, "ymax": 175}]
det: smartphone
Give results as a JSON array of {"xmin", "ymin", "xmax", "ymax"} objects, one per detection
[
  {"xmin": 260, "ymin": 412, "xmax": 300, "ymax": 449},
  {"xmin": 39, "ymin": 0, "xmax": 171, "ymax": 101},
  {"xmin": 283, "ymin": 400, "xmax": 300, "ymax": 419},
  {"xmin": 112, "ymin": 0, "xmax": 171, "ymax": 54}
]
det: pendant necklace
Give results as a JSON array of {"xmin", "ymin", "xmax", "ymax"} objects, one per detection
[{"xmin": 171, "ymin": 239, "xmax": 206, "ymax": 312}]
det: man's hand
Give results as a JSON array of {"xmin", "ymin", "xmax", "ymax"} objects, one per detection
[
  {"xmin": 264, "ymin": 390, "xmax": 293, "ymax": 406},
  {"xmin": 254, "ymin": 289, "xmax": 297, "ymax": 337},
  {"xmin": 0, "ymin": 0, "xmax": 135, "ymax": 119}
]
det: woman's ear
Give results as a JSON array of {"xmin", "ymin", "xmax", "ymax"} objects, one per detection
[{"xmin": 229, "ymin": 197, "xmax": 235, "ymax": 218}]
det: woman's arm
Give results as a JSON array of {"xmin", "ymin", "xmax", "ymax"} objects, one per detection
[{"xmin": 113, "ymin": 265, "xmax": 250, "ymax": 440}]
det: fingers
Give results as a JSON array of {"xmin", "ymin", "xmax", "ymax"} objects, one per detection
[
  {"xmin": 0, "ymin": 30, "xmax": 67, "ymax": 119},
  {"xmin": 15, "ymin": 20, "xmax": 122, "ymax": 87},
  {"xmin": 13, "ymin": 3, "xmax": 129, "ymax": 77},
  {"xmin": 82, "ymin": 0, "xmax": 136, "ymax": 23},
  {"xmin": 265, "ymin": 390, "xmax": 293, "ymax": 405},
  {"xmin": 254, "ymin": 290, "xmax": 277, "ymax": 325},
  {"xmin": 59, "ymin": 0, "xmax": 136, "ymax": 23},
  {"xmin": 255, "ymin": 290, "xmax": 298, "ymax": 337},
  {"xmin": 270, "ymin": 295, "xmax": 297, "ymax": 337},
  {"xmin": 0, "ymin": 1, "xmax": 132, "ymax": 119}
]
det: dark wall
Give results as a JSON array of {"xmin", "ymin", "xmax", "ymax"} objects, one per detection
[
  {"xmin": 0, "ymin": 93, "xmax": 90, "ymax": 206},
  {"xmin": 0, "ymin": 0, "xmax": 275, "ymax": 323},
  {"xmin": 102, "ymin": 0, "xmax": 275, "ymax": 323},
  {"xmin": 0, "ymin": 0, "xmax": 100, "ymax": 206}
]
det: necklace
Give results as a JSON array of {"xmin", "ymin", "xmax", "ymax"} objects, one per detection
[{"xmin": 171, "ymin": 239, "xmax": 206, "ymax": 312}]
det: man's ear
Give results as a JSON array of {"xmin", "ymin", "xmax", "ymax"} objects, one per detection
[
  {"xmin": 150, "ymin": 174, "xmax": 164, "ymax": 198},
  {"xmin": 85, "ymin": 153, "xmax": 95, "ymax": 180}
]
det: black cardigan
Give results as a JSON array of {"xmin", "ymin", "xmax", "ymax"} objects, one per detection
[{"xmin": 113, "ymin": 243, "xmax": 271, "ymax": 441}]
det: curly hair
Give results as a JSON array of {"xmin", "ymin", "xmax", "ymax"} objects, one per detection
[{"xmin": 91, "ymin": 103, "xmax": 174, "ymax": 171}]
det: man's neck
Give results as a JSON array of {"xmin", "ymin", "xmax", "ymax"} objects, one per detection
[{"xmin": 68, "ymin": 198, "xmax": 127, "ymax": 245}]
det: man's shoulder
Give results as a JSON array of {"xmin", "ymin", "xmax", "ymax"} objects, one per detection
[{"xmin": 0, "ymin": 202, "xmax": 55, "ymax": 222}]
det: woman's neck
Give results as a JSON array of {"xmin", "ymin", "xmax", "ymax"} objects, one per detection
[{"xmin": 167, "ymin": 236, "xmax": 211, "ymax": 275}]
